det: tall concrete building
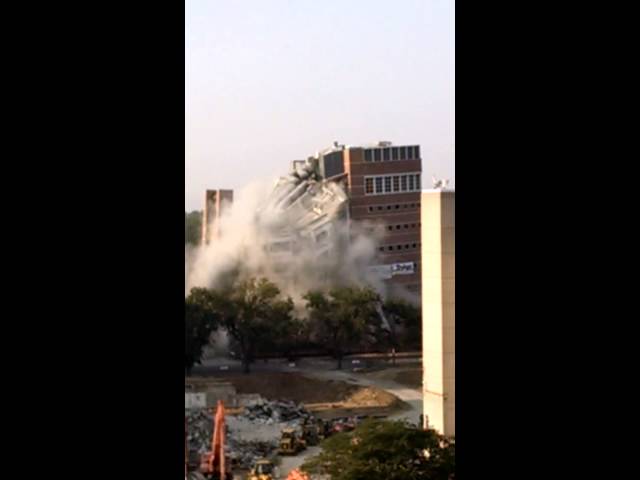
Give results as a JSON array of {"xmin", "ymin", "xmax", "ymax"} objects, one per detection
[
  {"xmin": 201, "ymin": 189, "xmax": 233, "ymax": 245},
  {"xmin": 421, "ymin": 188, "xmax": 455, "ymax": 437},
  {"xmin": 316, "ymin": 142, "xmax": 423, "ymax": 297}
]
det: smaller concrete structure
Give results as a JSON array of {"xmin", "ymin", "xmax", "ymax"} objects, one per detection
[
  {"xmin": 202, "ymin": 189, "xmax": 233, "ymax": 245},
  {"xmin": 185, "ymin": 379, "xmax": 237, "ymax": 408},
  {"xmin": 421, "ymin": 189, "xmax": 455, "ymax": 437}
]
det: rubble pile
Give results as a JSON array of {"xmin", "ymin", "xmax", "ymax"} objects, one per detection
[
  {"xmin": 186, "ymin": 400, "xmax": 315, "ymax": 470},
  {"xmin": 186, "ymin": 408, "xmax": 214, "ymax": 453},
  {"xmin": 243, "ymin": 399, "xmax": 313, "ymax": 424},
  {"xmin": 226, "ymin": 439, "xmax": 277, "ymax": 469}
]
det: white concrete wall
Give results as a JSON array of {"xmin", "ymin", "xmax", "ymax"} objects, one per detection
[{"xmin": 421, "ymin": 190, "xmax": 455, "ymax": 437}]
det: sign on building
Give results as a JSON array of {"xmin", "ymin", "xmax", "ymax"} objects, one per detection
[
  {"xmin": 368, "ymin": 262, "xmax": 415, "ymax": 279},
  {"xmin": 391, "ymin": 262, "xmax": 415, "ymax": 275}
]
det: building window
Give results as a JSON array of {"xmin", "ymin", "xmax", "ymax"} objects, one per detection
[
  {"xmin": 414, "ymin": 145, "xmax": 420, "ymax": 159},
  {"xmin": 399, "ymin": 147, "xmax": 406, "ymax": 160},
  {"xmin": 406, "ymin": 146, "xmax": 413, "ymax": 160},
  {"xmin": 377, "ymin": 205, "xmax": 383, "ymax": 211},
  {"xmin": 387, "ymin": 205, "xmax": 392, "ymax": 210},
  {"xmin": 415, "ymin": 174, "xmax": 421, "ymax": 189},
  {"xmin": 368, "ymin": 206, "xmax": 373, "ymax": 212},
  {"xmin": 408, "ymin": 175, "xmax": 414, "ymax": 191},
  {"xmin": 364, "ymin": 149, "xmax": 372, "ymax": 162},
  {"xmin": 401, "ymin": 175, "xmax": 407, "ymax": 191},
  {"xmin": 373, "ymin": 149, "xmax": 381, "ymax": 162},
  {"xmin": 392, "ymin": 147, "xmax": 398, "ymax": 160},
  {"xmin": 404, "ymin": 224, "xmax": 409, "ymax": 229},
  {"xmin": 383, "ymin": 148, "xmax": 390, "ymax": 161},
  {"xmin": 392, "ymin": 176, "xmax": 400, "ymax": 192},
  {"xmin": 388, "ymin": 246, "xmax": 394, "ymax": 251},
  {"xmin": 375, "ymin": 177, "xmax": 383, "ymax": 194},
  {"xmin": 365, "ymin": 177, "xmax": 374, "ymax": 194},
  {"xmin": 395, "ymin": 204, "xmax": 400, "ymax": 209},
  {"xmin": 384, "ymin": 176, "xmax": 392, "ymax": 193},
  {"xmin": 396, "ymin": 225, "xmax": 401, "ymax": 230},
  {"xmin": 387, "ymin": 225, "xmax": 393, "ymax": 231}
]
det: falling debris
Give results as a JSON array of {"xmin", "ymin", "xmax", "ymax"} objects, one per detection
[{"xmin": 258, "ymin": 157, "xmax": 349, "ymax": 264}]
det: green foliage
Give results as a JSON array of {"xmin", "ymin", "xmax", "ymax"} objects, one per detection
[
  {"xmin": 184, "ymin": 294, "xmax": 219, "ymax": 373},
  {"xmin": 188, "ymin": 277, "xmax": 294, "ymax": 373},
  {"xmin": 304, "ymin": 286, "xmax": 381, "ymax": 369},
  {"xmin": 383, "ymin": 299, "xmax": 422, "ymax": 350},
  {"xmin": 185, "ymin": 211, "xmax": 202, "ymax": 246},
  {"xmin": 302, "ymin": 420, "xmax": 455, "ymax": 480}
]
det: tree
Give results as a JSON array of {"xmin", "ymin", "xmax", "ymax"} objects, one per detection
[
  {"xmin": 304, "ymin": 286, "xmax": 381, "ymax": 369},
  {"xmin": 190, "ymin": 278, "xmax": 294, "ymax": 373},
  {"xmin": 383, "ymin": 299, "xmax": 421, "ymax": 350},
  {"xmin": 302, "ymin": 420, "xmax": 455, "ymax": 480},
  {"xmin": 185, "ymin": 211, "xmax": 202, "ymax": 246},
  {"xmin": 184, "ymin": 297, "xmax": 218, "ymax": 375},
  {"xmin": 252, "ymin": 299, "xmax": 300, "ymax": 360}
]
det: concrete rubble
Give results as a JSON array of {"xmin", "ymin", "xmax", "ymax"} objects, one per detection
[
  {"xmin": 186, "ymin": 399, "xmax": 315, "ymax": 470},
  {"xmin": 258, "ymin": 155, "xmax": 349, "ymax": 264}
]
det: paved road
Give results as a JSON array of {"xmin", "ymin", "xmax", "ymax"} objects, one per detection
[{"xmin": 193, "ymin": 354, "xmax": 419, "ymax": 375}]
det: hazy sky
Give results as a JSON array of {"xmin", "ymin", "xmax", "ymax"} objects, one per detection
[{"xmin": 186, "ymin": 0, "xmax": 455, "ymax": 211}]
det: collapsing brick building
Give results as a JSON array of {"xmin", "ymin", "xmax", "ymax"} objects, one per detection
[{"xmin": 202, "ymin": 141, "xmax": 422, "ymax": 300}]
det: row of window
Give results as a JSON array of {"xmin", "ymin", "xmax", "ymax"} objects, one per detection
[
  {"xmin": 379, "ymin": 242, "xmax": 421, "ymax": 252},
  {"xmin": 367, "ymin": 201, "xmax": 421, "ymax": 212},
  {"xmin": 364, "ymin": 145, "xmax": 420, "ymax": 163},
  {"xmin": 365, "ymin": 173, "xmax": 421, "ymax": 195},
  {"xmin": 387, "ymin": 222, "xmax": 421, "ymax": 232}
]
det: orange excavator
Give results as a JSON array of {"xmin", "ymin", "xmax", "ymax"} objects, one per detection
[{"xmin": 186, "ymin": 400, "xmax": 230, "ymax": 480}]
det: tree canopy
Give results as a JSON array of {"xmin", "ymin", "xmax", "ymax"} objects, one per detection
[
  {"xmin": 304, "ymin": 286, "xmax": 381, "ymax": 369},
  {"xmin": 185, "ymin": 211, "xmax": 202, "ymax": 246},
  {"xmin": 383, "ymin": 298, "xmax": 422, "ymax": 350},
  {"xmin": 184, "ymin": 294, "xmax": 218, "ymax": 374},
  {"xmin": 302, "ymin": 420, "xmax": 455, "ymax": 480},
  {"xmin": 187, "ymin": 277, "xmax": 294, "ymax": 373}
]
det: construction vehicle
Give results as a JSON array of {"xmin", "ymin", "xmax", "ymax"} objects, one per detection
[
  {"xmin": 278, "ymin": 428, "xmax": 306, "ymax": 455},
  {"xmin": 331, "ymin": 418, "xmax": 356, "ymax": 434},
  {"xmin": 185, "ymin": 400, "xmax": 231, "ymax": 480},
  {"xmin": 301, "ymin": 420, "xmax": 320, "ymax": 446},
  {"xmin": 318, "ymin": 419, "xmax": 332, "ymax": 440},
  {"xmin": 246, "ymin": 458, "xmax": 276, "ymax": 480}
]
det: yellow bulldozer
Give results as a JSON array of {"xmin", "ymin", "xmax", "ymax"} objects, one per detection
[
  {"xmin": 278, "ymin": 428, "xmax": 306, "ymax": 455},
  {"xmin": 246, "ymin": 458, "xmax": 276, "ymax": 480}
]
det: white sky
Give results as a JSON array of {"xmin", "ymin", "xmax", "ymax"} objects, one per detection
[{"xmin": 186, "ymin": 0, "xmax": 455, "ymax": 211}]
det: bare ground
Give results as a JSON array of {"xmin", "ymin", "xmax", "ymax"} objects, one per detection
[
  {"xmin": 354, "ymin": 366, "xmax": 422, "ymax": 389},
  {"xmin": 200, "ymin": 372, "xmax": 405, "ymax": 413}
]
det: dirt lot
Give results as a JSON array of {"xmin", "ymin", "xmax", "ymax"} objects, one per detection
[
  {"xmin": 391, "ymin": 368, "xmax": 422, "ymax": 388},
  {"xmin": 222, "ymin": 372, "xmax": 357, "ymax": 403},
  {"xmin": 205, "ymin": 372, "xmax": 404, "ymax": 413}
]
